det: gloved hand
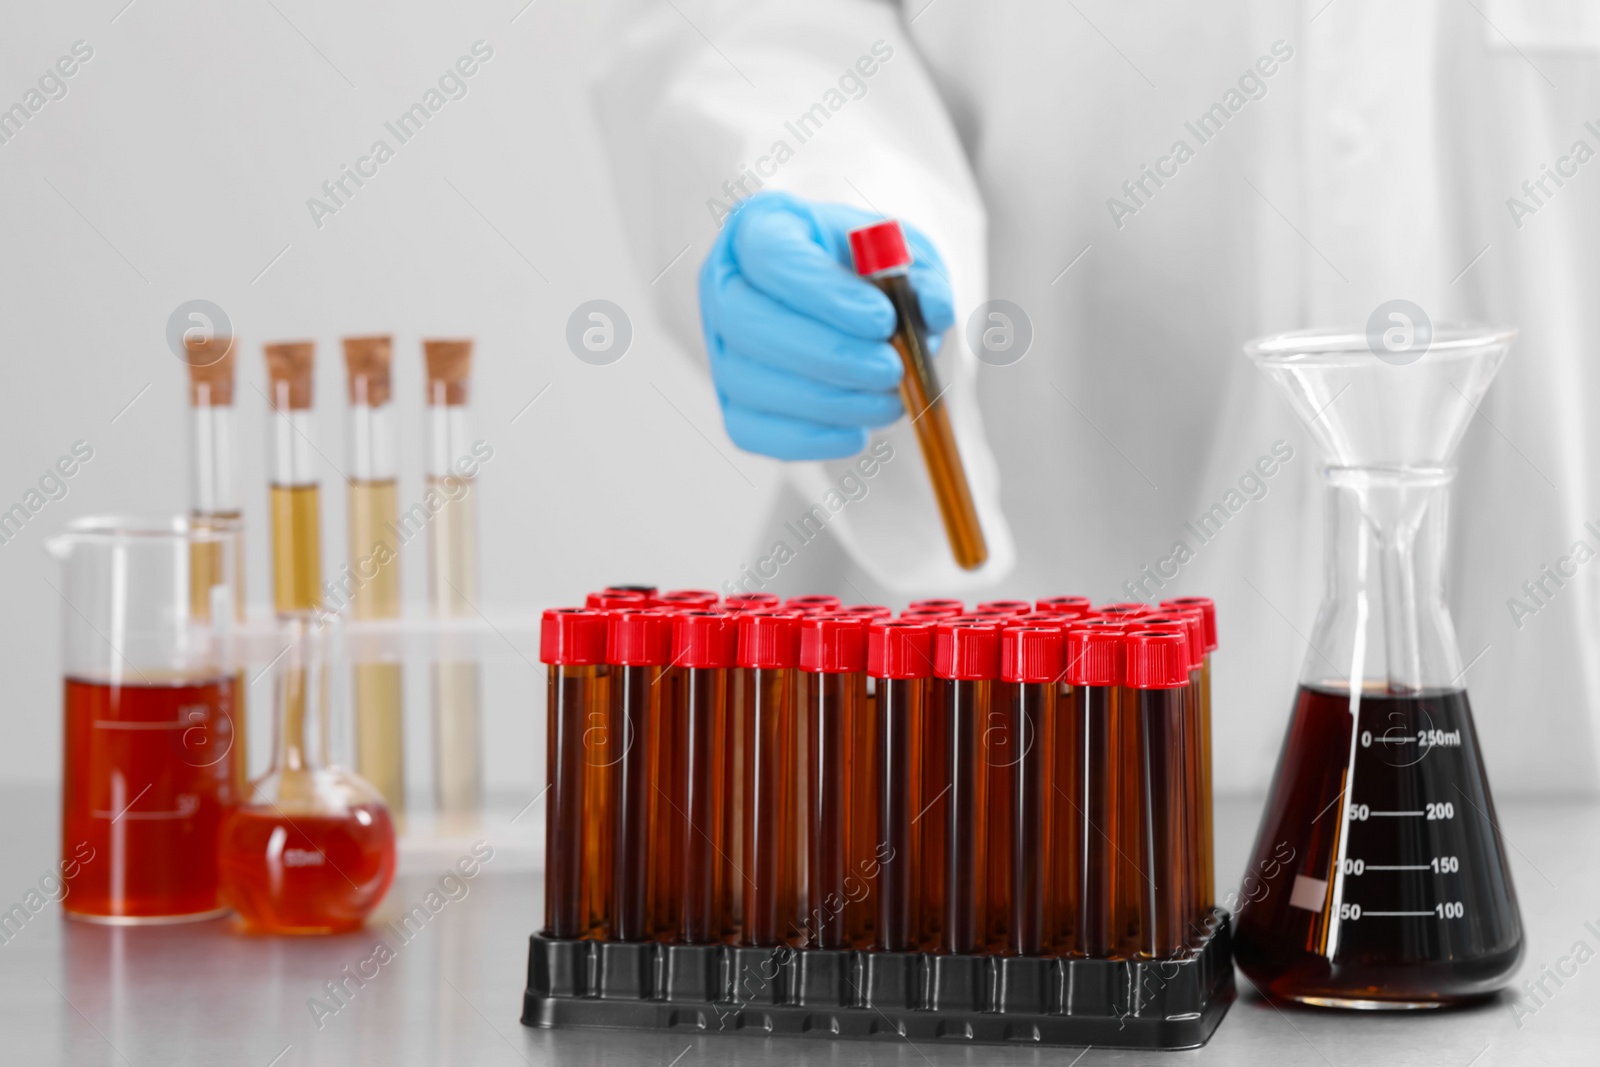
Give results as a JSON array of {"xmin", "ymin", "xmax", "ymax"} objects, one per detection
[{"xmin": 698, "ymin": 191, "xmax": 955, "ymax": 460}]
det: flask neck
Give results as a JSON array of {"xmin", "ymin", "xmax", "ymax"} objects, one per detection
[{"xmin": 1308, "ymin": 466, "xmax": 1463, "ymax": 694}]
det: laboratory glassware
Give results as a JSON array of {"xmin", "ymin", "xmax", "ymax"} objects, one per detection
[
  {"xmin": 933, "ymin": 618, "xmax": 1001, "ymax": 953},
  {"xmin": 425, "ymin": 339, "xmax": 484, "ymax": 822},
  {"xmin": 264, "ymin": 341, "xmax": 322, "ymax": 616},
  {"xmin": 1236, "ymin": 325, "xmax": 1523, "ymax": 1007},
  {"xmin": 606, "ymin": 610, "xmax": 673, "ymax": 941},
  {"xmin": 736, "ymin": 611, "xmax": 801, "ymax": 946},
  {"xmin": 344, "ymin": 335, "xmax": 406, "ymax": 817},
  {"xmin": 849, "ymin": 220, "xmax": 988, "ymax": 570},
  {"xmin": 220, "ymin": 618, "xmax": 396, "ymax": 934},
  {"xmin": 540, "ymin": 608, "xmax": 610, "ymax": 940},
  {"xmin": 186, "ymin": 332, "xmax": 249, "ymax": 787},
  {"xmin": 49, "ymin": 515, "xmax": 240, "ymax": 923},
  {"xmin": 658, "ymin": 610, "xmax": 736, "ymax": 944},
  {"xmin": 869, "ymin": 619, "xmax": 934, "ymax": 951},
  {"xmin": 1001, "ymin": 625, "xmax": 1062, "ymax": 956},
  {"xmin": 799, "ymin": 614, "xmax": 873, "ymax": 949}
]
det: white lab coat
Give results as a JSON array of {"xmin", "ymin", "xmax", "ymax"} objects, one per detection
[{"xmin": 595, "ymin": 0, "xmax": 1600, "ymax": 796}]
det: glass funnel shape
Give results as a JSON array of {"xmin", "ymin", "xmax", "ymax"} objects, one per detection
[{"xmin": 1233, "ymin": 325, "xmax": 1523, "ymax": 1008}]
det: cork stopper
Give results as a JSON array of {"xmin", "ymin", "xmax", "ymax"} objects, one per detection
[
  {"xmin": 264, "ymin": 341, "xmax": 315, "ymax": 411},
  {"xmin": 186, "ymin": 335, "xmax": 236, "ymax": 406},
  {"xmin": 342, "ymin": 335, "xmax": 393, "ymax": 408},
  {"xmin": 424, "ymin": 339, "xmax": 473, "ymax": 406}
]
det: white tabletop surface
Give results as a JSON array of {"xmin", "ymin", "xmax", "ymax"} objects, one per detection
[{"xmin": 1, "ymin": 787, "xmax": 1594, "ymax": 1066}]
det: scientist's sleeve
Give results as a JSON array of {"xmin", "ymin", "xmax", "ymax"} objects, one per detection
[{"xmin": 594, "ymin": 0, "xmax": 1015, "ymax": 592}]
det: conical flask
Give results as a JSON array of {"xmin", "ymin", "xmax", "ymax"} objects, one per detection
[{"xmin": 1234, "ymin": 325, "xmax": 1523, "ymax": 1008}]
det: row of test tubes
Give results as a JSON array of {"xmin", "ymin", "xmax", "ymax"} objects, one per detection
[
  {"xmin": 184, "ymin": 333, "xmax": 483, "ymax": 821},
  {"xmin": 540, "ymin": 590, "xmax": 1218, "ymax": 960}
]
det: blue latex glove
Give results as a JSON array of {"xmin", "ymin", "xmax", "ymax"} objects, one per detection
[{"xmin": 698, "ymin": 191, "xmax": 955, "ymax": 460}]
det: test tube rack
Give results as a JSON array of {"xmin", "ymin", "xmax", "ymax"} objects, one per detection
[
  {"xmin": 521, "ymin": 591, "xmax": 1235, "ymax": 1050},
  {"xmin": 523, "ymin": 914, "xmax": 1234, "ymax": 1049}
]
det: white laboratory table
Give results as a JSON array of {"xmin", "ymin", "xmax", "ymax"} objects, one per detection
[{"xmin": 1, "ymin": 787, "xmax": 1594, "ymax": 1066}]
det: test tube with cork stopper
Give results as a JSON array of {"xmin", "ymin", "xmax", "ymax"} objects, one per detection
[
  {"xmin": 425, "ymin": 339, "xmax": 484, "ymax": 822},
  {"xmin": 344, "ymin": 335, "xmax": 406, "ymax": 818}
]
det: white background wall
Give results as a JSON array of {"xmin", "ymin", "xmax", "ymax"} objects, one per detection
[{"xmin": 0, "ymin": 0, "xmax": 782, "ymax": 792}]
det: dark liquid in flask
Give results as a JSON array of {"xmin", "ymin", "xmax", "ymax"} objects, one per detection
[{"xmin": 1235, "ymin": 685, "xmax": 1522, "ymax": 1007}]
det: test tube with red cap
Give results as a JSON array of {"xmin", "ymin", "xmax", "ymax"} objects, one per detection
[
  {"xmin": 606, "ymin": 610, "xmax": 674, "ymax": 941},
  {"xmin": 1125, "ymin": 629, "xmax": 1192, "ymax": 958},
  {"xmin": 587, "ymin": 589, "xmax": 649, "ymax": 611},
  {"xmin": 933, "ymin": 618, "xmax": 1001, "ymax": 953},
  {"xmin": 724, "ymin": 592, "xmax": 780, "ymax": 612},
  {"xmin": 657, "ymin": 611, "xmax": 737, "ymax": 944},
  {"xmin": 540, "ymin": 608, "xmax": 610, "ymax": 940},
  {"xmin": 901, "ymin": 605, "xmax": 963, "ymax": 621},
  {"xmin": 977, "ymin": 599, "xmax": 1032, "ymax": 616},
  {"xmin": 657, "ymin": 589, "xmax": 720, "ymax": 611},
  {"xmin": 1061, "ymin": 624, "xmax": 1125, "ymax": 957},
  {"xmin": 868, "ymin": 619, "xmax": 934, "ymax": 951},
  {"xmin": 1144, "ymin": 608, "xmax": 1210, "ymax": 920},
  {"xmin": 1002, "ymin": 625, "xmax": 1063, "ymax": 956},
  {"xmin": 1038, "ymin": 595, "xmax": 1092, "ymax": 614},
  {"xmin": 1162, "ymin": 595, "xmax": 1217, "ymax": 913},
  {"xmin": 848, "ymin": 220, "xmax": 987, "ymax": 571},
  {"xmin": 736, "ymin": 612, "xmax": 801, "ymax": 946},
  {"xmin": 799, "ymin": 615, "xmax": 874, "ymax": 948},
  {"xmin": 838, "ymin": 604, "xmax": 892, "ymax": 619},
  {"xmin": 785, "ymin": 594, "xmax": 841, "ymax": 614},
  {"xmin": 909, "ymin": 598, "xmax": 964, "ymax": 614}
]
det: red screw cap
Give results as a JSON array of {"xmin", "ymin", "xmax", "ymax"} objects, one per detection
[
  {"xmin": 909, "ymin": 598, "xmax": 964, "ymax": 614},
  {"xmin": 934, "ymin": 619, "xmax": 1002, "ymax": 681},
  {"xmin": 657, "ymin": 589, "xmax": 720, "ymax": 611},
  {"xmin": 608, "ymin": 610, "xmax": 674, "ymax": 666},
  {"xmin": 839, "ymin": 604, "xmax": 892, "ymax": 619},
  {"xmin": 784, "ymin": 594, "xmax": 842, "ymax": 614},
  {"xmin": 1005, "ymin": 611, "xmax": 1073, "ymax": 630},
  {"xmin": 672, "ymin": 611, "xmax": 737, "ymax": 670},
  {"xmin": 1146, "ymin": 610, "xmax": 1205, "ymax": 670},
  {"xmin": 1037, "ymin": 595, "xmax": 1092, "ymax": 614},
  {"xmin": 1161, "ymin": 596, "xmax": 1218, "ymax": 652},
  {"xmin": 540, "ymin": 608, "xmax": 609, "ymax": 666},
  {"xmin": 902, "ymin": 605, "xmax": 964, "ymax": 620},
  {"xmin": 586, "ymin": 590, "xmax": 649, "ymax": 610},
  {"xmin": 724, "ymin": 592, "xmax": 781, "ymax": 612},
  {"xmin": 799, "ymin": 615, "xmax": 868, "ymax": 673},
  {"xmin": 1002, "ymin": 626, "xmax": 1065, "ymax": 684},
  {"xmin": 737, "ymin": 611, "xmax": 800, "ymax": 669},
  {"xmin": 976, "ymin": 599, "xmax": 1032, "ymax": 616},
  {"xmin": 868, "ymin": 620, "xmax": 935, "ymax": 680},
  {"xmin": 848, "ymin": 219, "xmax": 912, "ymax": 277},
  {"xmin": 1125, "ymin": 630, "xmax": 1190, "ymax": 689},
  {"xmin": 1065, "ymin": 627, "xmax": 1123, "ymax": 687}
]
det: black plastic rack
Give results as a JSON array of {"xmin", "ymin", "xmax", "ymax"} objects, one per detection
[{"xmin": 522, "ymin": 910, "xmax": 1234, "ymax": 1050}]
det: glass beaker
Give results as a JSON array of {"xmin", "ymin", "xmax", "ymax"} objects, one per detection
[
  {"xmin": 1234, "ymin": 326, "xmax": 1523, "ymax": 1008},
  {"xmin": 220, "ymin": 617, "xmax": 396, "ymax": 934},
  {"xmin": 47, "ymin": 516, "xmax": 241, "ymax": 923}
]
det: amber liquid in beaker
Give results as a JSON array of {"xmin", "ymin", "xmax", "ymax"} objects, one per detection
[
  {"xmin": 62, "ymin": 676, "xmax": 238, "ymax": 921},
  {"xmin": 1234, "ymin": 685, "xmax": 1523, "ymax": 1007}
]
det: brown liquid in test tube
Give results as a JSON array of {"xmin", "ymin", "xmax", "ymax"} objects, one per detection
[{"xmin": 849, "ymin": 221, "xmax": 987, "ymax": 570}]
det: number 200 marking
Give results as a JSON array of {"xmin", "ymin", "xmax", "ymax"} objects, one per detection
[{"xmin": 1426, "ymin": 802, "xmax": 1454, "ymax": 820}]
